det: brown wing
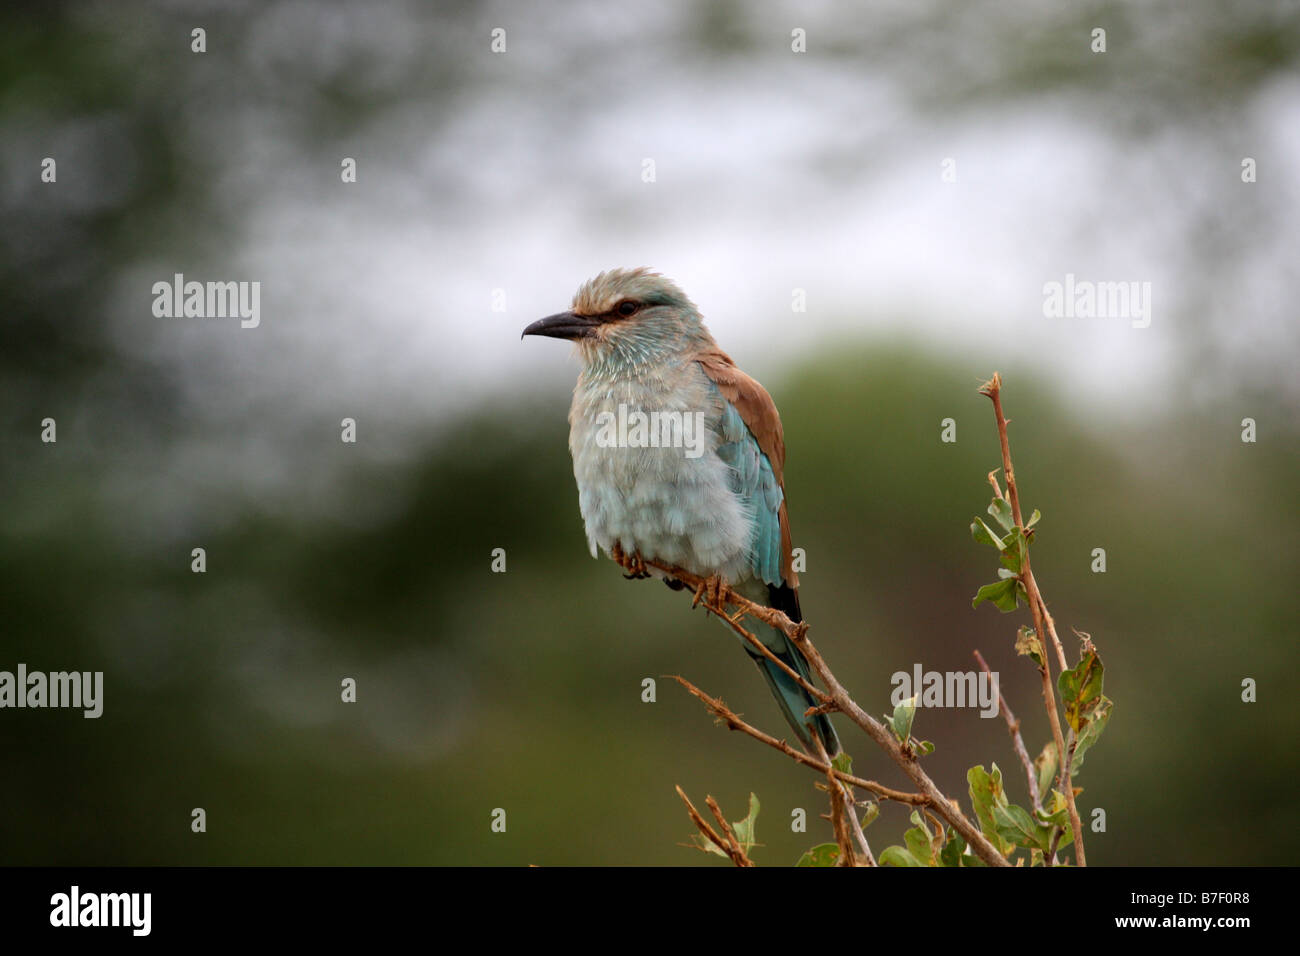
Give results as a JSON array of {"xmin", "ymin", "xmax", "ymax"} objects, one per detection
[{"xmin": 697, "ymin": 348, "xmax": 799, "ymax": 588}]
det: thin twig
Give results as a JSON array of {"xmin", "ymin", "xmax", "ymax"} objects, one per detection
[
  {"xmin": 674, "ymin": 786, "xmax": 730, "ymax": 856},
  {"xmin": 671, "ymin": 642, "xmax": 1009, "ymax": 868},
  {"xmin": 988, "ymin": 470, "xmax": 1005, "ymax": 500},
  {"xmin": 671, "ymin": 676, "xmax": 927, "ymax": 806},
  {"xmin": 812, "ymin": 733, "xmax": 873, "ymax": 866},
  {"xmin": 1046, "ymin": 825, "xmax": 1065, "ymax": 866},
  {"xmin": 642, "ymin": 559, "xmax": 831, "ymax": 714},
  {"xmin": 675, "ymin": 786, "xmax": 753, "ymax": 867},
  {"xmin": 825, "ymin": 776, "xmax": 858, "ymax": 867},
  {"xmin": 844, "ymin": 795, "xmax": 876, "ymax": 866},
  {"xmin": 783, "ymin": 635, "xmax": 1010, "ymax": 866},
  {"xmin": 705, "ymin": 795, "xmax": 751, "ymax": 864},
  {"xmin": 979, "ymin": 372, "xmax": 1086, "ymax": 867},
  {"xmin": 973, "ymin": 649, "xmax": 1041, "ymax": 812}
]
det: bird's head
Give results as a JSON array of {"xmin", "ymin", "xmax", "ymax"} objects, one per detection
[{"xmin": 523, "ymin": 268, "xmax": 709, "ymax": 369}]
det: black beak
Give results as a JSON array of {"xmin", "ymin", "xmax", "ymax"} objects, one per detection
[{"xmin": 521, "ymin": 311, "xmax": 602, "ymax": 341}]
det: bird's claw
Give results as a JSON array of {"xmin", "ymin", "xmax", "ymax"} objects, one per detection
[
  {"xmin": 611, "ymin": 542, "xmax": 650, "ymax": 579},
  {"xmin": 691, "ymin": 574, "xmax": 727, "ymax": 612}
]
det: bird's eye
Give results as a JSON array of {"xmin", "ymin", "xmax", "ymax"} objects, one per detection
[{"xmin": 616, "ymin": 300, "xmax": 639, "ymax": 316}]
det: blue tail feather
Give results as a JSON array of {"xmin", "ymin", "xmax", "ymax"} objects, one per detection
[{"xmin": 736, "ymin": 583, "xmax": 841, "ymax": 755}]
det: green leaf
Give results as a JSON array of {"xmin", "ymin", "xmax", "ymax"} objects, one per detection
[
  {"xmin": 993, "ymin": 803, "xmax": 1053, "ymax": 851},
  {"xmin": 967, "ymin": 764, "xmax": 1016, "ymax": 857},
  {"xmin": 939, "ymin": 828, "xmax": 967, "ymax": 867},
  {"xmin": 1016, "ymin": 626, "xmax": 1043, "ymax": 666},
  {"xmin": 972, "ymin": 577, "xmax": 1019, "ymax": 612},
  {"xmin": 1034, "ymin": 741, "xmax": 1058, "ymax": 797},
  {"xmin": 858, "ymin": 801, "xmax": 880, "ymax": 827},
  {"xmin": 988, "ymin": 497, "xmax": 1014, "ymax": 532},
  {"xmin": 971, "ymin": 517, "xmax": 1004, "ymax": 549},
  {"xmin": 1058, "ymin": 645, "xmax": 1106, "ymax": 733},
  {"xmin": 904, "ymin": 828, "xmax": 934, "ymax": 865},
  {"xmin": 1026, "ymin": 508, "xmax": 1042, "ymax": 529},
  {"xmin": 690, "ymin": 834, "xmax": 730, "ymax": 857},
  {"xmin": 692, "ymin": 793, "xmax": 761, "ymax": 857},
  {"xmin": 730, "ymin": 792, "xmax": 760, "ymax": 852},
  {"xmin": 888, "ymin": 694, "xmax": 917, "ymax": 742},
  {"xmin": 831, "ymin": 751, "xmax": 853, "ymax": 776},
  {"xmin": 1035, "ymin": 789, "xmax": 1071, "ymax": 827},
  {"xmin": 1000, "ymin": 527, "xmax": 1028, "ymax": 574},
  {"xmin": 903, "ymin": 810, "xmax": 939, "ymax": 865},
  {"xmin": 796, "ymin": 842, "xmax": 840, "ymax": 867},
  {"xmin": 915, "ymin": 740, "xmax": 936, "ymax": 755},
  {"xmin": 879, "ymin": 845, "xmax": 926, "ymax": 867},
  {"xmin": 1029, "ymin": 790, "xmax": 1074, "ymax": 857},
  {"xmin": 1071, "ymin": 695, "xmax": 1113, "ymax": 774}
]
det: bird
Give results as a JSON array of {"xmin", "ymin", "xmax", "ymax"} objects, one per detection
[{"xmin": 522, "ymin": 267, "xmax": 840, "ymax": 756}]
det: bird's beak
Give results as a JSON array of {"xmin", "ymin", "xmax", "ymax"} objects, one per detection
[{"xmin": 521, "ymin": 311, "xmax": 602, "ymax": 341}]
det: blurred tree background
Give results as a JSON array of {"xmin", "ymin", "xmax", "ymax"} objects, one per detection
[{"xmin": 1, "ymin": 0, "xmax": 1296, "ymax": 864}]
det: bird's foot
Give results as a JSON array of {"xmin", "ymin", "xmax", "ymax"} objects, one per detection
[
  {"xmin": 611, "ymin": 542, "xmax": 651, "ymax": 579},
  {"xmin": 691, "ymin": 574, "xmax": 727, "ymax": 612}
]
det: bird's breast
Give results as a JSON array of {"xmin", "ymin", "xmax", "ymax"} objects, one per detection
[{"xmin": 567, "ymin": 370, "xmax": 752, "ymax": 580}]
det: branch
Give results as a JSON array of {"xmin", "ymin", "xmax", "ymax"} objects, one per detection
[
  {"xmin": 813, "ymin": 731, "xmax": 875, "ymax": 866},
  {"xmin": 674, "ymin": 786, "xmax": 753, "ymax": 867},
  {"xmin": 706, "ymin": 795, "xmax": 751, "ymax": 864},
  {"xmin": 844, "ymin": 787, "xmax": 877, "ymax": 866},
  {"xmin": 790, "ymin": 633, "xmax": 1011, "ymax": 866},
  {"xmin": 973, "ymin": 649, "xmax": 1041, "ymax": 812},
  {"xmin": 671, "ymin": 676, "xmax": 927, "ymax": 806},
  {"xmin": 624, "ymin": 548, "xmax": 832, "ymax": 716},
  {"xmin": 662, "ymin": 594, "xmax": 1010, "ymax": 869},
  {"xmin": 979, "ymin": 372, "xmax": 1086, "ymax": 866}
]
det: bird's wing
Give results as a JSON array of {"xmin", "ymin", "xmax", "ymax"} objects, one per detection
[{"xmin": 697, "ymin": 349, "xmax": 798, "ymax": 589}]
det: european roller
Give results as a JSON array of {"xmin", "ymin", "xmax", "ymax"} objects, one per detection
[{"xmin": 523, "ymin": 267, "xmax": 841, "ymax": 755}]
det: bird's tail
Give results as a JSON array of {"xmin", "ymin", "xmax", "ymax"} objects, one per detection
[{"xmin": 732, "ymin": 581, "xmax": 841, "ymax": 756}]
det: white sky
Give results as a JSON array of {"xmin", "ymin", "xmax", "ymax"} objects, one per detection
[{"xmin": 93, "ymin": 1, "xmax": 1298, "ymax": 506}]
